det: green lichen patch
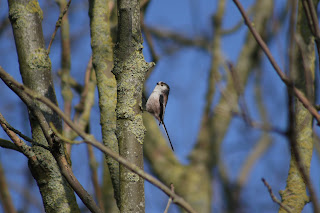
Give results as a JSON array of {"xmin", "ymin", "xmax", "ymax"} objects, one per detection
[
  {"xmin": 28, "ymin": 48, "xmax": 52, "ymax": 70},
  {"xmin": 9, "ymin": 4, "xmax": 28, "ymax": 29},
  {"xmin": 129, "ymin": 115, "xmax": 146, "ymax": 145},
  {"xmin": 126, "ymin": 172, "xmax": 139, "ymax": 182},
  {"xmin": 26, "ymin": 0, "xmax": 43, "ymax": 20}
]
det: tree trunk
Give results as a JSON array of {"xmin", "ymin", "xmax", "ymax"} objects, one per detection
[
  {"xmin": 7, "ymin": 0, "xmax": 79, "ymax": 212},
  {"xmin": 279, "ymin": 1, "xmax": 317, "ymax": 212},
  {"xmin": 89, "ymin": 0, "xmax": 120, "ymax": 208},
  {"xmin": 112, "ymin": 0, "xmax": 154, "ymax": 212}
]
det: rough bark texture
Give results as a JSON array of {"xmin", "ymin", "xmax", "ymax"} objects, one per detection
[
  {"xmin": 112, "ymin": 0, "xmax": 153, "ymax": 212},
  {"xmin": 102, "ymin": 160, "xmax": 120, "ymax": 213},
  {"xmin": 278, "ymin": 1, "xmax": 317, "ymax": 212},
  {"xmin": 89, "ymin": 0, "xmax": 120, "ymax": 208},
  {"xmin": 7, "ymin": 0, "xmax": 79, "ymax": 212}
]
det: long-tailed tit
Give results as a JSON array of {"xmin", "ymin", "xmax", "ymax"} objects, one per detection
[{"xmin": 146, "ymin": 81, "xmax": 174, "ymax": 151}]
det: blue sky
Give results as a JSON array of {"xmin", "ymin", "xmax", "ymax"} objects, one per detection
[{"xmin": 1, "ymin": 0, "xmax": 319, "ymax": 212}]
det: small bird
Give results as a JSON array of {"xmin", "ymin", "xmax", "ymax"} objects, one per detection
[{"xmin": 146, "ymin": 81, "xmax": 174, "ymax": 151}]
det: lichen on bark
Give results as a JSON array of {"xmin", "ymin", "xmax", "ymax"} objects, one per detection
[
  {"xmin": 111, "ymin": 0, "xmax": 154, "ymax": 212},
  {"xmin": 89, "ymin": 0, "xmax": 120, "ymax": 208},
  {"xmin": 8, "ymin": 0, "xmax": 79, "ymax": 212},
  {"xmin": 278, "ymin": 1, "xmax": 317, "ymax": 212}
]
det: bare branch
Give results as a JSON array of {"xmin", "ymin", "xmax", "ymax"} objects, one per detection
[
  {"xmin": 261, "ymin": 178, "xmax": 292, "ymax": 213},
  {"xmin": 47, "ymin": 0, "xmax": 72, "ymax": 54},
  {"xmin": 0, "ymin": 113, "xmax": 38, "ymax": 164},
  {"xmin": 164, "ymin": 184, "xmax": 174, "ymax": 213},
  {"xmin": 232, "ymin": 0, "xmax": 320, "ymax": 125},
  {"xmin": 141, "ymin": 2, "xmax": 158, "ymax": 64},
  {"xmin": 148, "ymin": 26, "xmax": 210, "ymax": 51},
  {"xmin": 87, "ymin": 144, "xmax": 105, "ymax": 212},
  {"xmin": 0, "ymin": 138, "xmax": 20, "ymax": 152},
  {"xmin": 3, "ymin": 122, "xmax": 33, "ymax": 143}
]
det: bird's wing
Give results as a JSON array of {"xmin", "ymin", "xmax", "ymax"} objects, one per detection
[{"xmin": 159, "ymin": 94, "xmax": 164, "ymax": 123}]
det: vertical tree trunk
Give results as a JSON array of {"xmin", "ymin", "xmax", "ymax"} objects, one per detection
[
  {"xmin": 7, "ymin": 0, "xmax": 79, "ymax": 212},
  {"xmin": 279, "ymin": 1, "xmax": 317, "ymax": 212},
  {"xmin": 112, "ymin": 0, "xmax": 153, "ymax": 212},
  {"xmin": 89, "ymin": 0, "xmax": 120, "ymax": 208}
]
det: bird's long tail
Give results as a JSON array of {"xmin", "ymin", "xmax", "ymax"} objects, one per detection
[{"xmin": 161, "ymin": 121, "xmax": 174, "ymax": 151}]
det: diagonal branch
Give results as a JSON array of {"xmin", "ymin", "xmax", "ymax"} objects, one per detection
[
  {"xmin": 47, "ymin": 0, "xmax": 72, "ymax": 54},
  {"xmin": 232, "ymin": 0, "xmax": 320, "ymax": 125},
  {"xmin": 0, "ymin": 113, "xmax": 38, "ymax": 164},
  {"xmin": 0, "ymin": 138, "xmax": 20, "ymax": 152},
  {"xmin": 262, "ymin": 178, "xmax": 292, "ymax": 213}
]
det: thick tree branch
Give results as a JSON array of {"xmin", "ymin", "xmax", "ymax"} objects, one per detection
[
  {"xmin": 111, "ymin": 0, "xmax": 155, "ymax": 211},
  {"xmin": 147, "ymin": 26, "xmax": 210, "ymax": 51},
  {"xmin": 89, "ymin": 0, "xmax": 120, "ymax": 207}
]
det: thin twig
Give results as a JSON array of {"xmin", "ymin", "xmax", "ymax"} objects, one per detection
[
  {"xmin": 58, "ymin": 0, "xmax": 72, "ymax": 155},
  {"xmin": 220, "ymin": 5, "xmax": 254, "ymax": 35},
  {"xmin": 164, "ymin": 184, "xmax": 174, "ymax": 213},
  {"xmin": 47, "ymin": 0, "xmax": 72, "ymax": 55},
  {"xmin": 0, "ymin": 138, "xmax": 20, "ymax": 152},
  {"xmin": 141, "ymin": 2, "xmax": 158, "ymax": 63},
  {"xmin": 87, "ymin": 143, "xmax": 105, "ymax": 212},
  {"xmin": 50, "ymin": 124, "xmax": 82, "ymax": 144},
  {"xmin": 74, "ymin": 56, "xmax": 93, "ymax": 120},
  {"xmin": 0, "ymin": 113, "xmax": 38, "ymax": 164},
  {"xmin": 0, "ymin": 116, "xmax": 50, "ymax": 149},
  {"xmin": 57, "ymin": 72, "xmax": 83, "ymax": 94},
  {"xmin": 232, "ymin": 0, "xmax": 320, "ymax": 125},
  {"xmin": 5, "ymin": 123, "xmax": 33, "ymax": 143},
  {"xmin": 261, "ymin": 178, "xmax": 292, "ymax": 213}
]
